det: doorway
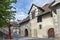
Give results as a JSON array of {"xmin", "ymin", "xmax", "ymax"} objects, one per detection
[
  {"xmin": 25, "ymin": 29, "xmax": 28, "ymax": 36},
  {"xmin": 48, "ymin": 28, "xmax": 55, "ymax": 38}
]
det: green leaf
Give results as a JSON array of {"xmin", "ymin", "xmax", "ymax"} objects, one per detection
[{"xmin": 0, "ymin": 0, "xmax": 17, "ymax": 27}]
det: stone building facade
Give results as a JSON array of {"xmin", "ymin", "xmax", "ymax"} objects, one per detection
[
  {"xmin": 19, "ymin": 17, "xmax": 30, "ymax": 36},
  {"xmin": 51, "ymin": 0, "xmax": 60, "ymax": 38},
  {"xmin": 19, "ymin": 0, "xmax": 60, "ymax": 38}
]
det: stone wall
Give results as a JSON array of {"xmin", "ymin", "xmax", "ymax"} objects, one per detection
[
  {"xmin": 20, "ymin": 22, "xmax": 30, "ymax": 37},
  {"xmin": 30, "ymin": 6, "xmax": 57, "ymax": 38}
]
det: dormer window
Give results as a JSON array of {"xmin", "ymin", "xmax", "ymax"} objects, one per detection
[{"xmin": 31, "ymin": 10, "xmax": 35, "ymax": 19}]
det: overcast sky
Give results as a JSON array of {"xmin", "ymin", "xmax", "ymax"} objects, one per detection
[{"xmin": 11, "ymin": 0, "xmax": 54, "ymax": 21}]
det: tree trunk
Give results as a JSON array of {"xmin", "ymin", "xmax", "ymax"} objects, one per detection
[{"xmin": 8, "ymin": 25, "xmax": 12, "ymax": 39}]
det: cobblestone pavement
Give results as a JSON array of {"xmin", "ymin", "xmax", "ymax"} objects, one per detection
[
  {"xmin": 1, "ymin": 37, "xmax": 55, "ymax": 40},
  {"xmin": 0, "ymin": 37, "xmax": 60, "ymax": 40}
]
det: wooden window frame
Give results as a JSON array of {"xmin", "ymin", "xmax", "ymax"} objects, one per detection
[{"xmin": 37, "ymin": 16, "xmax": 42, "ymax": 22}]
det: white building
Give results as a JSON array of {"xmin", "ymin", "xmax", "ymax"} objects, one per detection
[{"xmin": 19, "ymin": 0, "xmax": 60, "ymax": 38}]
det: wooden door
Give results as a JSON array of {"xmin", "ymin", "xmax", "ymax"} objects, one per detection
[{"xmin": 48, "ymin": 28, "xmax": 55, "ymax": 38}]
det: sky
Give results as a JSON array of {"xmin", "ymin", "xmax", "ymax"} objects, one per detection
[{"xmin": 11, "ymin": 0, "xmax": 54, "ymax": 21}]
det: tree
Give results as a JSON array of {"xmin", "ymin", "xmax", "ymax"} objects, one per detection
[{"xmin": 0, "ymin": 0, "xmax": 17, "ymax": 27}]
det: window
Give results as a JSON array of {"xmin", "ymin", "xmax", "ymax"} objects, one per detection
[
  {"xmin": 31, "ymin": 10, "xmax": 35, "ymax": 19},
  {"xmin": 39, "ymin": 25, "xmax": 42, "ymax": 29},
  {"xmin": 37, "ymin": 16, "xmax": 42, "ymax": 22}
]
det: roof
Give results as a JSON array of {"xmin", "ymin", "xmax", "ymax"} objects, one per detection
[
  {"xmin": 19, "ymin": 3, "xmax": 52, "ymax": 25},
  {"xmin": 19, "ymin": 16, "xmax": 30, "ymax": 24},
  {"xmin": 37, "ymin": 3, "xmax": 52, "ymax": 16},
  {"xmin": 10, "ymin": 21, "xmax": 19, "ymax": 27},
  {"xmin": 51, "ymin": 0, "xmax": 60, "ymax": 6},
  {"xmin": 28, "ymin": 4, "xmax": 44, "ymax": 14},
  {"xmin": 42, "ymin": 4, "xmax": 51, "ymax": 11},
  {"xmin": 50, "ymin": 2, "xmax": 60, "ymax": 9},
  {"xmin": 37, "ymin": 10, "xmax": 51, "ymax": 16}
]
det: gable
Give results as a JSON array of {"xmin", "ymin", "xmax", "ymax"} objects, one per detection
[
  {"xmin": 31, "ymin": 5, "xmax": 37, "ymax": 14},
  {"xmin": 28, "ymin": 4, "xmax": 44, "ymax": 14},
  {"xmin": 28, "ymin": 4, "xmax": 38, "ymax": 14}
]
